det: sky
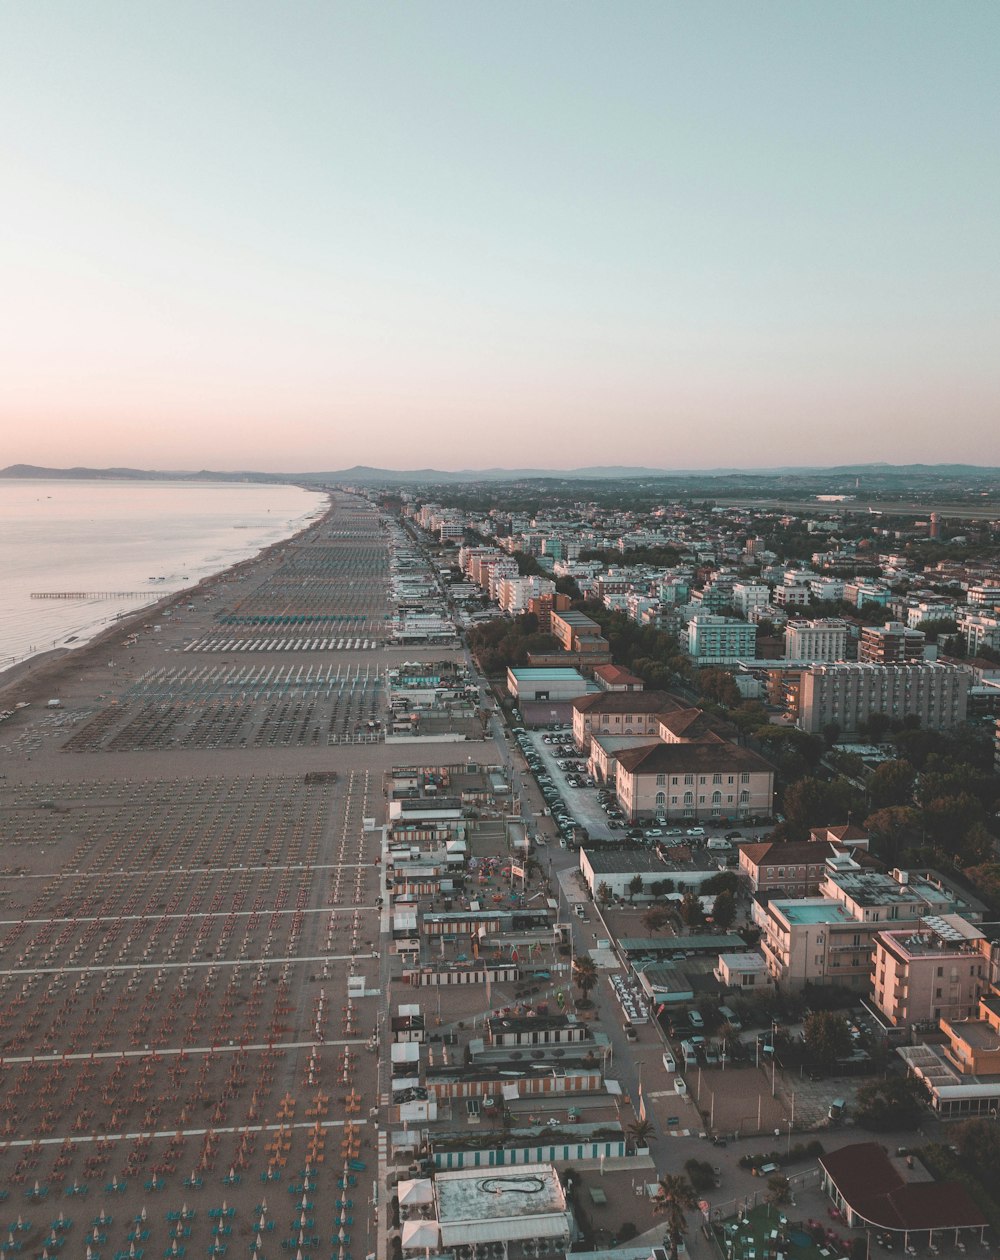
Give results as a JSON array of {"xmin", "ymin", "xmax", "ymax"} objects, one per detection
[{"xmin": 1, "ymin": 2, "xmax": 998, "ymax": 474}]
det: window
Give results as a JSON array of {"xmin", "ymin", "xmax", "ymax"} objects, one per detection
[
  {"xmin": 740, "ymin": 790, "xmax": 750, "ymax": 803},
  {"xmin": 937, "ymin": 966, "xmax": 943, "ymax": 978},
  {"xmin": 655, "ymin": 792, "xmax": 666, "ymax": 806},
  {"xmin": 684, "ymin": 774, "xmax": 694, "ymax": 785},
  {"xmin": 656, "ymin": 773, "xmax": 666, "ymax": 786},
  {"xmin": 713, "ymin": 773, "xmax": 723, "ymax": 784},
  {"xmin": 740, "ymin": 772, "xmax": 751, "ymax": 784}
]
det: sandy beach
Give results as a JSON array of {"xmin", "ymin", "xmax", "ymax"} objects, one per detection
[{"xmin": 0, "ymin": 491, "xmax": 457, "ymax": 1260}]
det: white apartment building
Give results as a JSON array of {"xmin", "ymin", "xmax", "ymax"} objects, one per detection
[
  {"xmin": 773, "ymin": 584, "xmax": 810, "ymax": 608},
  {"xmin": 903, "ymin": 599, "xmax": 958, "ymax": 629},
  {"xmin": 683, "ymin": 615, "xmax": 757, "ymax": 663},
  {"xmin": 498, "ymin": 575, "xmax": 555, "ymax": 615},
  {"xmin": 793, "ymin": 662, "xmax": 969, "ymax": 734},
  {"xmin": 784, "ymin": 619, "xmax": 849, "ymax": 663},
  {"xmin": 732, "ymin": 582, "xmax": 771, "ymax": 617},
  {"xmin": 957, "ymin": 610, "xmax": 1000, "ymax": 656},
  {"xmin": 809, "ymin": 577, "xmax": 846, "ymax": 602}
]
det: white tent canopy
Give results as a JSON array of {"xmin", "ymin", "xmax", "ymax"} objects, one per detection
[
  {"xmin": 401, "ymin": 1220, "xmax": 441, "ymax": 1250},
  {"xmin": 398, "ymin": 1179, "xmax": 434, "ymax": 1207}
]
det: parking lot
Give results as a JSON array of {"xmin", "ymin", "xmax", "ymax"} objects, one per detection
[
  {"xmin": 512, "ymin": 724, "xmax": 778, "ymax": 852},
  {"xmin": 513, "ymin": 725, "xmax": 618, "ymax": 843}
]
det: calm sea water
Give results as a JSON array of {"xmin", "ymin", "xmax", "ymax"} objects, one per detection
[{"xmin": 0, "ymin": 479, "xmax": 326, "ymax": 670}]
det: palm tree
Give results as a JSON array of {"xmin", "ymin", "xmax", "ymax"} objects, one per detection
[
  {"xmin": 654, "ymin": 1173, "xmax": 697, "ymax": 1260},
  {"xmin": 627, "ymin": 1117, "xmax": 654, "ymax": 1151},
  {"xmin": 573, "ymin": 955, "xmax": 598, "ymax": 1003}
]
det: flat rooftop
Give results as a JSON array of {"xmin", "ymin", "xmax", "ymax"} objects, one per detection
[
  {"xmin": 434, "ymin": 1164, "xmax": 566, "ymax": 1225},
  {"xmin": 508, "ymin": 667, "xmax": 587, "ymax": 680},
  {"xmin": 774, "ymin": 898, "xmax": 857, "ymax": 926}
]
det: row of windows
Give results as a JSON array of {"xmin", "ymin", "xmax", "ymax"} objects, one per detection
[
  {"xmin": 654, "ymin": 772, "xmax": 752, "ymax": 786},
  {"xmin": 655, "ymin": 791, "xmax": 752, "ymax": 805}
]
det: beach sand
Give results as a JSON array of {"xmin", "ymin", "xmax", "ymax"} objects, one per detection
[{"xmin": 0, "ymin": 491, "xmax": 466, "ymax": 1260}]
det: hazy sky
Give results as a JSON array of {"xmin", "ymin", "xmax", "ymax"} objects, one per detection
[{"xmin": 2, "ymin": 2, "xmax": 998, "ymax": 473}]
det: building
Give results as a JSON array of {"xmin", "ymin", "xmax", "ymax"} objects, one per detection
[
  {"xmin": 428, "ymin": 1164, "xmax": 574, "ymax": 1256},
  {"xmin": 615, "ymin": 742, "xmax": 774, "ymax": 823},
  {"xmin": 784, "ymin": 619, "xmax": 848, "ymax": 663},
  {"xmin": 791, "ymin": 662, "xmax": 969, "ymax": 734},
  {"xmin": 549, "ymin": 610, "xmax": 609, "ymax": 657},
  {"xmin": 758, "ymin": 897, "xmax": 871, "ymax": 992},
  {"xmin": 682, "ymin": 614, "xmax": 757, "ymax": 663},
  {"xmin": 871, "ymin": 916, "xmax": 987, "ymax": 1029},
  {"xmin": 821, "ymin": 860, "xmax": 982, "ymax": 926},
  {"xmin": 506, "ymin": 667, "xmax": 591, "ymax": 703},
  {"xmin": 592, "ymin": 664, "xmax": 644, "ymax": 692},
  {"xmin": 715, "ymin": 951, "xmax": 773, "ymax": 993},
  {"xmin": 498, "ymin": 575, "xmax": 555, "ymax": 615},
  {"xmin": 571, "ymin": 691, "xmax": 682, "ymax": 751},
  {"xmin": 809, "ymin": 822, "xmax": 870, "ymax": 852},
  {"xmin": 819, "ymin": 1142, "xmax": 988, "ymax": 1246},
  {"xmin": 527, "ymin": 591, "xmax": 571, "ymax": 632},
  {"xmin": 738, "ymin": 840, "xmax": 844, "ymax": 895},
  {"xmin": 732, "ymin": 582, "xmax": 771, "ymax": 617},
  {"xmin": 859, "ymin": 622, "xmax": 926, "ymax": 664},
  {"xmin": 578, "ymin": 848, "xmax": 721, "ymax": 898}
]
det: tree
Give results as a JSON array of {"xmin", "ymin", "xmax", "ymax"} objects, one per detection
[
  {"xmin": 782, "ymin": 776, "xmax": 862, "ymax": 838},
  {"xmin": 863, "ymin": 806, "xmax": 923, "ymax": 866},
  {"xmin": 653, "ymin": 1173, "xmax": 697, "ymax": 1260},
  {"xmin": 855, "ymin": 1076, "xmax": 928, "ymax": 1131},
  {"xmin": 628, "ymin": 1117, "xmax": 654, "ymax": 1150},
  {"xmin": 642, "ymin": 905, "xmax": 672, "ymax": 935},
  {"xmin": 954, "ymin": 1118, "xmax": 1000, "ymax": 1168},
  {"xmin": 596, "ymin": 881, "xmax": 612, "ymax": 907},
  {"xmin": 803, "ymin": 1011, "xmax": 851, "ymax": 1068},
  {"xmin": 867, "ymin": 759, "xmax": 917, "ymax": 811},
  {"xmin": 683, "ymin": 1159, "xmax": 716, "ymax": 1192},
  {"xmin": 573, "ymin": 956, "xmax": 598, "ymax": 1003},
  {"xmin": 697, "ymin": 668, "xmax": 741, "ymax": 708},
  {"xmin": 711, "ymin": 890, "xmax": 736, "ymax": 930},
  {"xmin": 679, "ymin": 891, "xmax": 704, "ymax": 929},
  {"xmin": 821, "ymin": 721, "xmax": 842, "ymax": 749},
  {"xmin": 766, "ymin": 1175, "xmax": 792, "ymax": 1207},
  {"xmin": 628, "ymin": 874, "xmax": 644, "ymax": 902}
]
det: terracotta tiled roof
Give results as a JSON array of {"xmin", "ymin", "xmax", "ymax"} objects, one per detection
[
  {"xmin": 615, "ymin": 742, "xmax": 774, "ymax": 775},
  {"xmin": 819, "ymin": 1143, "xmax": 988, "ymax": 1233},
  {"xmin": 572, "ymin": 690, "xmax": 683, "ymax": 715}
]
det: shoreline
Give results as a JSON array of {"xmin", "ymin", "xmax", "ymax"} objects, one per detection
[{"xmin": 0, "ymin": 494, "xmax": 333, "ymax": 708}]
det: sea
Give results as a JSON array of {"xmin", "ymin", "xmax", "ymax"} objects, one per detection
[{"xmin": 0, "ymin": 479, "xmax": 327, "ymax": 673}]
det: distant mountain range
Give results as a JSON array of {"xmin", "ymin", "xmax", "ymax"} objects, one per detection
[{"xmin": 4, "ymin": 461, "xmax": 1000, "ymax": 485}]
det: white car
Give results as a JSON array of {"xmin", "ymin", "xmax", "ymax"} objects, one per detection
[{"xmin": 686, "ymin": 827, "xmax": 706, "ymax": 837}]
